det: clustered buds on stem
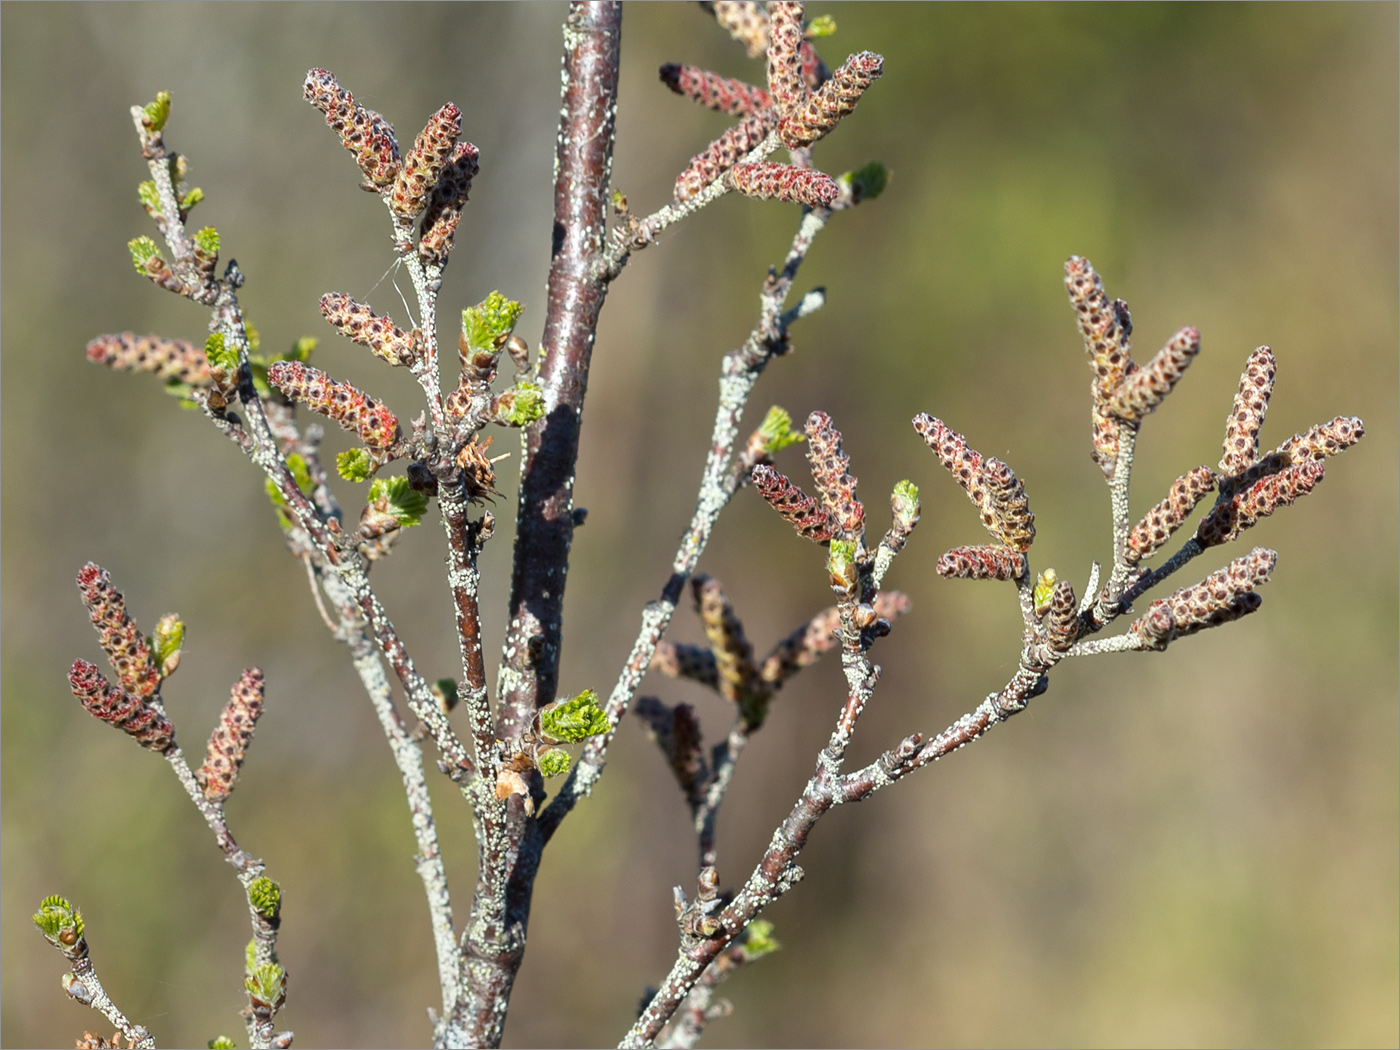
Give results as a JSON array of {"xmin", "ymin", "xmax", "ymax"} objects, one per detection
[
  {"xmin": 266, "ymin": 360, "xmax": 400, "ymax": 451},
  {"xmin": 196, "ymin": 668, "xmax": 265, "ymax": 803}
]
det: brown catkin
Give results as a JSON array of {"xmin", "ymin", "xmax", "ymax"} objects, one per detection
[
  {"xmin": 752, "ymin": 464, "xmax": 837, "ymax": 542},
  {"xmin": 196, "ymin": 668, "xmax": 265, "ymax": 802},
  {"xmin": 266, "ymin": 360, "xmax": 400, "ymax": 450},
  {"xmin": 982, "ymin": 457, "xmax": 1035, "ymax": 551},
  {"xmin": 319, "ymin": 292, "xmax": 416, "ymax": 366},
  {"xmin": 68, "ymin": 659, "xmax": 174, "ymax": 752},
  {"xmin": 1105, "ymin": 325, "xmax": 1200, "ymax": 422},
  {"xmin": 777, "ymin": 50, "xmax": 883, "ymax": 148},
  {"xmin": 1196, "ymin": 461, "xmax": 1324, "ymax": 548},
  {"xmin": 692, "ymin": 575, "xmax": 758, "ymax": 704},
  {"xmin": 804, "ymin": 411, "xmax": 864, "ymax": 534},
  {"xmin": 1046, "ymin": 579, "xmax": 1080, "ymax": 652},
  {"xmin": 1125, "ymin": 465, "xmax": 1216, "ymax": 565},
  {"xmin": 765, "ymin": 2, "xmax": 807, "ymax": 113},
  {"xmin": 674, "ymin": 113, "xmax": 775, "ymax": 203},
  {"xmin": 1064, "ymin": 257, "xmax": 1135, "ymax": 390},
  {"xmin": 86, "ymin": 333, "xmax": 212, "ymax": 386},
  {"xmin": 391, "ymin": 102, "xmax": 462, "ymax": 222},
  {"xmin": 936, "ymin": 545, "xmax": 1027, "ymax": 581},
  {"xmin": 1219, "ymin": 346, "xmax": 1276, "ymax": 476},
  {"xmin": 659, "ymin": 63, "xmax": 771, "ymax": 116},
  {"xmin": 76, "ymin": 563, "xmax": 160, "ymax": 699}
]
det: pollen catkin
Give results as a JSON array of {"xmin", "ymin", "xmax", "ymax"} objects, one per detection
[
  {"xmin": 391, "ymin": 102, "xmax": 462, "ymax": 222},
  {"xmin": 675, "ymin": 113, "xmax": 774, "ymax": 203},
  {"xmin": 76, "ymin": 563, "xmax": 159, "ymax": 699},
  {"xmin": 266, "ymin": 360, "xmax": 400, "ymax": 450},
  {"xmin": 777, "ymin": 50, "xmax": 883, "ymax": 149},
  {"xmin": 302, "ymin": 68, "xmax": 401, "ymax": 191},
  {"xmin": 710, "ymin": 0, "xmax": 769, "ymax": 57},
  {"xmin": 659, "ymin": 64, "xmax": 771, "ymax": 116},
  {"xmin": 1219, "ymin": 346, "xmax": 1276, "ymax": 476},
  {"xmin": 982, "ymin": 457, "xmax": 1035, "ymax": 551},
  {"xmin": 805, "ymin": 411, "xmax": 864, "ymax": 534},
  {"xmin": 319, "ymin": 293, "xmax": 417, "ymax": 366},
  {"xmin": 730, "ymin": 162, "xmax": 839, "ymax": 208},
  {"xmin": 1046, "ymin": 579, "xmax": 1079, "ymax": 652},
  {"xmin": 759, "ymin": 591, "xmax": 909, "ymax": 687},
  {"xmin": 912, "ymin": 414, "xmax": 993, "ymax": 521},
  {"xmin": 1270, "ymin": 416, "xmax": 1364, "ymax": 466},
  {"xmin": 1089, "ymin": 395, "xmax": 1123, "ymax": 479},
  {"xmin": 86, "ymin": 332, "xmax": 211, "ymax": 386},
  {"xmin": 693, "ymin": 575, "xmax": 758, "ymax": 704},
  {"xmin": 1196, "ymin": 461, "xmax": 1324, "ymax": 548},
  {"xmin": 196, "ymin": 668, "xmax": 265, "ymax": 803},
  {"xmin": 936, "ymin": 545, "xmax": 1027, "ymax": 581},
  {"xmin": 68, "ymin": 659, "xmax": 174, "ymax": 752},
  {"xmin": 1125, "ymin": 465, "xmax": 1216, "ymax": 565},
  {"xmin": 651, "ymin": 642, "xmax": 721, "ymax": 691},
  {"xmin": 1159, "ymin": 547, "xmax": 1274, "ymax": 639},
  {"xmin": 752, "ymin": 464, "xmax": 837, "ymax": 542},
  {"xmin": 1105, "ymin": 326, "xmax": 1200, "ymax": 422},
  {"xmin": 419, "ymin": 141, "xmax": 480, "ymax": 266},
  {"xmin": 766, "ymin": 2, "xmax": 807, "ymax": 114},
  {"xmin": 1064, "ymin": 257, "xmax": 1135, "ymax": 391}
]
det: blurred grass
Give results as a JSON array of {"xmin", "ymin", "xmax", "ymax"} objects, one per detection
[{"xmin": 3, "ymin": 3, "xmax": 1396, "ymax": 1048}]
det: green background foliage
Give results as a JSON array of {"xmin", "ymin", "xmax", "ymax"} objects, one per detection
[{"xmin": 3, "ymin": 4, "xmax": 1395, "ymax": 1047}]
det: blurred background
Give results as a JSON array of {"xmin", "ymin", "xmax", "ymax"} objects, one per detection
[{"xmin": 3, "ymin": 4, "xmax": 1396, "ymax": 1047}]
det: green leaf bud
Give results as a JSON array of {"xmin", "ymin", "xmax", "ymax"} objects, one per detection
[
  {"xmin": 288, "ymin": 336, "xmax": 318, "ymax": 362},
  {"xmin": 179, "ymin": 186, "xmax": 204, "ymax": 212},
  {"xmin": 137, "ymin": 180, "xmax": 162, "ymax": 215},
  {"xmin": 827, "ymin": 539, "xmax": 857, "ymax": 592},
  {"xmin": 461, "ymin": 291, "xmax": 524, "ymax": 355},
  {"xmin": 153, "ymin": 613, "xmax": 185, "ymax": 678},
  {"xmin": 432, "ymin": 678, "xmax": 459, "ymax": 715},
  {"xmin": 539, "ymin": 689, "xmax": 608, "ymax": 743},
  {"xmin": 838, "ymin": 161, "xmax": 890, "ymax": 205},
  {"xmin": 33, "ymin": 895, "xmax": 84, "ymax": 948},
  {"xmin": 740, "ymin": 918, "xmax": 780, "ymax": 959},
  {"xmin": 805, "ymin": 14, "xmax": 837, "ymax": 37},
  {"xmin": 209, "ymin": 1037, "xmax": 237, "ymax": 1049},
  {"xmin": 248, "ymin": 877, "xmax": 281, "ymax": 920},
  {"xmin": 128, "ymin": 235, "xmax": 162, "ymax": 273},
  {"xmin": 204, "ymin": 332, "xmax": 239, "ymax": 376},
  {"xmin": 537, "ymin": 747, "xmax": 571, "ymax": 778},
  {"xmin": 891, "ymin": 479, "xmax": 921, "ymax": 536},
  {"xmin": 142, "ymin": 91, "xmax": 172, "ymax": 131},
  {"xmin": 758, "ymin": 406, "xmax": 804, "ymax": 454},
  {"xmin": 494, "ymin": 382, "xmax": 545, "ymax": 427},
  {"xmin": 244, "ymin": 961, "xmax": 286, "ymax": 1010},
  {"xmin": 193, "ymin": 226, "xmax": 220, "ymax": 255},
  {"xmin": 1033, "ymin": 568, "xmax": 1058, "ymax": 618},
  {"xmin": 337, "ymin": 448, "xmax": 373, "ymax": 483},
  {"xmin": 368, "ymin": 476, "xmax": 428, "ymax": 528}
]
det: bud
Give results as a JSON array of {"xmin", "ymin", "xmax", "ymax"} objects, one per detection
[
  {"xmin": 730, "ymin": 162, "xmax": 839, "ymax": 208},
  {"xmin": 196, "ymin": 668, "xmax": 265, "ymax": 803},
  {"xmin": 935, "ymin": 545, "xmax": 1026, "ymax": 581},
  {"xmin": 1125, "ymin": 465, "xmax": 1216, "ymax": 565},
  {"xmin": 777, "ymin": 50, "xmax": 882, "ymax": 149},
  {"xmin": 886, "ymin": 479, "xmax": 920, "ymax": 552},
  {"xmin": 266, "ymin": 360, "xmax": 400, "ymax": 451},
  {"xmin": 33, "ymin": 896, "xmax": 86, "ymax": 955},
  {"xmin": 152, "ymin": 613, "xmax": 185, "ymax": 679},
  {"xmin": 658, "ymin": 63, "xmax": 771, "ymax": 116},
  {"xmin": 752, "ymin": 464, "xmax": 836, "ymax": 543},
  {"xmin": 826, "ymin": 538, "xmax": 858, "ymax": 594},
  {"xmin": 1219, "ymin": 346, "xmax": 1276, "ymax": 476}
]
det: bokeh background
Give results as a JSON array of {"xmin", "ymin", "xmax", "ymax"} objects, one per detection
[{"xmin": 3, "ymin": 4, "xmax": 1396, "ymax": 1047}]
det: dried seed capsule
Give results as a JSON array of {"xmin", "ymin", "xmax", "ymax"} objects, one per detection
[
  {"xmin": 86, "ymin": 332, "xmax": 212, "ymax": 386},
  {"xmin": 1125, "ymin": 465, "xmax": 1216, "ymax": 565},
  {"xmin": 659, "ymin": 63, "xmax": 771, "ymax": 116},
  {"xmin": 1196, "ymin": 461, "xmax": 1324, "ymax": 548},
  {"xmin": 730, "ymin": 162, "xmax": 838, "ymax": 207},
  {"xmin": 752, "ymin": 464, "xmax": 837, "ymax": 542},
  {"xmin": 76, "ymin": 563, "xmax": 159, "ymax": 699},
  {"xmin": 391, "ymin": 102, "xmax": 462, "ymax": 223},
  {"xmin": 266, "ymin": 360, "xmax": 400, "ymax": 451},
  {"xmin": 936, "ymin": 545, "xmax": 1027, "ymax": 581},
  {"xmin": 675, "ymin": 113, "xmax": 774, "ymax": 203},
  {"xmin": 777, "ymin": 50, "xmax": 883, "ymax": 149},
  {"xmin": 1105, "ymin": 326, "xmax": 1200, "ymax": 422},
  {"xmin": 319, "ymin": 292, "xmax": 417, "ymax": 366},
  {"xmin": 196, "ymin": 668, "xmax": 265, "ymax": 803},
  {"xmin": 1219, "ymin": 346, "xmax": 1276, "ymax": 476}
]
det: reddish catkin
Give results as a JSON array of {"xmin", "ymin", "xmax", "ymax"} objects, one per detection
[
  {"xmin": 693, "ymin": 575, "xmax": 758, "ymax": 704},
  {"xmin": 1196, "ymin": 460, "xmax": 1324, "ymax": 548},
  {"xmin": 804, "ymin": 411, "xmax": 864, "ymax": 534},
  {"xmin": 766, "ymin": 1, "xmax": 807, "ymax": 114},
  {"xmin": 391, "ymin": 102, "xmax": 462, "ymax": 223},
  {"xmin": 912, "ymin": 414, "xmax": 992, "ymax": 520},
  {"xmin": 936, "ymin": 545, "xmax": 1027, "ymax": 581},
  {"xmin": 730, "ymin": 162, "xmax": 838, "ymax": 207},
  {"xmin": 1046, "ymin": 579, "xmax": 1080, "ymax": 652},
  {"xmin": 418, "ymin": 141, "xmax": 481, "ymax": 267},
  {"xmin": 196, "ymin": 668, "xmax": 265, "ymax": 803},
  {"xmin": 710, "ymin": 0, "xmax": 769, "ymax": 58},
  {"xmin": 778, "ymin": 50, "xmax": 883, "ymax": 149},
  {"xmin": 1105, "ymin": 326, "xmax": 1200, "ymax": 422},
  {"xmin": 1271, "ymin": 415, "xmax": 1365, "ymax": 466},
  {"xmin": 67, "ymin": 659, "xmax": 174, "ymax": 752},
  {"xmin": 982, "ymin": 457, "xmax": 1035, "ymax": 551},
  {"xmin": 76, "ymin": 563, "xmax": 160, "ymax": 700},
  {"xmin": 86, "ymin": 332, "xmax": 211, "ymax": 386},
  {"xmin": 1219, "ymin": 346, "xmax": 1276, "ymax": 476},
  {"xmin": 302, "ymin": 68, "xmax": 401, "ymax": 191},
  {"xmin": 1064, "ymin": 256, "xmax": 1135, "ymax": 391},
  {"xmin": 659, "ymin": 63, "xmax": 772, "ymax": 116},
  {"xmin": 1165, "ymin": 547, "xmax": 1274, "ymax": 636},
  {"xmin": 1125, "ymin": 465, "xmax": 1216, "ymax": 565},
  {"xmin": 651, "ymin": 642, "xmax": 721, "ymax": 691},
  {"xmin": 758, "ymin": 591, "xmax": 909, "ymax": 687},
  {"xmin": 319, "ymin": 292, "xmax": 417, "ymax": 367},
  {"xmin": 752, "ymin": 464, "xmax": 837, "ymax": 542},
  {"xmin": 1130, "ymin": 600, "xmax": 1177, "ymax": 651},
  {"xmin": 266, "ymin": 360, "xmax": 400, "ymax": 451},
  {"xmin": 674, "ymin": 113, "xmax": 774, "ymax": 203}
]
